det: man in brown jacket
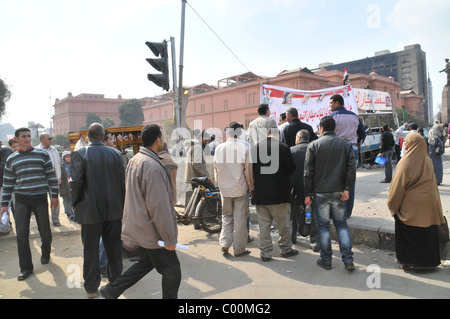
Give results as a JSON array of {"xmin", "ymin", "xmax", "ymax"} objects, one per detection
[{"xmin": 100, "ymin": 124, "xmax": 181, "ymax": 299}]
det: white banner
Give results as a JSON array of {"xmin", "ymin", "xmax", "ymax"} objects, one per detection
[
  {"xmin": 260, "ymin": 84, "xmax": 358, "ymax": 131},
  {"xmin": 353, "ymin": 88, "xmax": 392, "ymax": 111}
]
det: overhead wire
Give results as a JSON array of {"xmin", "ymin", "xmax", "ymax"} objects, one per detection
[{"xmin": 186, "ymin": 1, "xmax": 252, "ymax": 73}]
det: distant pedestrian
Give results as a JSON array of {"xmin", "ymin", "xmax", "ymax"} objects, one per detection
[
  {"xmin": 427, "ymin": 128, "xmax": 444, "ymax": 185},
  {"xmin": 1, "ymin": 127, "xmax": 59, "ymax": 281},
  {"xmin": 281, "ymin": 107, "xmax": 317, "ymax": 146},
  {"xmin": 59, "ymin": 151, "xmax": 74, "ymax": 221},
  {"xmin": 379, "ymin": 124, "xmax": 395, "ymax": 183},
  {"xmin": 158, "ymin": 143, "xmax": 178, "ymax": 204},
  {"xmin": 304, "ymin": 116, "xmax": 356, "ymax": 270},
  {"xmin": 184, "ymin": 129, "xmax": 211, "ymax": 190},
  {"xmin": 71, "ymin": 123, "xmax": 125, "ymax": 298},
  {"xmin": 395, "ymin": 122, "xmax": 417, "ymax": 158},
  {"xmin": 100, "ymin": 124, "xmax": 181, "ymax": 299},
  {"xmin": 248, "ymin": 103, "xmax": 278, "ymax": 148},
  {"xmin": 251, "ymin": 128, "xmax": 297, "ymax": 262},
  {"xmin": 214, "ymin": 122, "xmax": 253, "ymax": 257},
  {"xmin": 387, "ymin": 132, "xmax": 445, "ymax": 269},
  {"xmin": 36, "ymin": 133, "xmax": 61, "ymax": 226}
]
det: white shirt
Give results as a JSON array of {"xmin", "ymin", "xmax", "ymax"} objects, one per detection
[
  {"xmin": 36, "ymin": 144, "xmax": 61, "ymax": 179},
  {"xmin": 395, "ymin": 126, "xmax": 417, "ymax": 157},
  {"xmin": 213, "ymin": 138, "xmax": 253, "ymax": 198}
]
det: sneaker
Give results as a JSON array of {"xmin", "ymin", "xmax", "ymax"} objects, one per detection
[
  {"xmin": 86, "ymin": 290, "xmax": 98, "ymax": 299},
  {"xmin": 281, "ymin": 249, "xmax": 299, "ymax": 258},
  {"xmin": 344, "ymin": 262, "xmax": 355, "ymax": 270},
  {"xmin": 316, "ymin": 258, "xmax": 331, "ymax": 270}
]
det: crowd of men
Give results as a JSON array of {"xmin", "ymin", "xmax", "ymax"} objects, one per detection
[{"xmin": 0, "ymin": 94, "xmax": 446, "ymax": 299}]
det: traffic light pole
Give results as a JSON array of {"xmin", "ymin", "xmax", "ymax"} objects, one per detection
[
  {"xmin": 170, "ymin": 37, "xmax": 181, "ymax": 129},
  {"xmin": 177, "ymin": 0, "xmax": 187, "ymax": 129}
]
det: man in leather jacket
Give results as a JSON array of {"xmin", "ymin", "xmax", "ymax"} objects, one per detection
[
  {"xmin": 304, "ymin": 116, "xmax": 356, "ymax": 271},
  {"xmin": 71, "ymin": 123, "xmax": 125, "ymax": 298}
]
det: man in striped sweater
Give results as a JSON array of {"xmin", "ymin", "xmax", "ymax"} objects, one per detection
[{"xmin": 1, "ymin": 127, "xmax": 59, "ymax": 281}]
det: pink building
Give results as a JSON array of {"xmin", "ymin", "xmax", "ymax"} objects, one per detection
[
  {"xmin": 53, "ymin": 92, "xmax": 124, "ymax": 135},
  {"xmin": 52, "ymin": 69, "xmax": 424, "ymax": 136}
]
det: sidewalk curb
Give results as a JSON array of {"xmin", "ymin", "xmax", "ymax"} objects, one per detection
[{"xmin": 249, "ymin": 207, "xmax": 449, "ymax": 260}]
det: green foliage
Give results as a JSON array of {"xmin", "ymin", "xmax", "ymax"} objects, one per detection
[
  {"xmin": 102, "ymin": 117, "xmax": 115, "ymax": 128},
  {"xmin": 119, "ymin": 99, "xmax": 144, "ymax": 126},
  {"xmin": 54, "ymin": 134, "xmax": 69, "ymax": 148},
  {"xmin": 80, "ymin": 112, "xmax": 102, "ymax": 129},
  {"xmin": 0, "ymin": 78, "xmax": 11, "ymax": 120}
]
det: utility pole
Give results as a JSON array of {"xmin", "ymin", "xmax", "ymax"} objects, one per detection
[{"xmin": 177, "ymin": 0, "xmax": 187, "ymax": 129}]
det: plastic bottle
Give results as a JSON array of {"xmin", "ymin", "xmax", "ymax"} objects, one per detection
[
  {"xmin": 1, "ymin": 212, "xmax": 8, "ymax": 225},
  {"xmin": 305, "ymin": 205, "xmax": 312, "ymax": 224}
]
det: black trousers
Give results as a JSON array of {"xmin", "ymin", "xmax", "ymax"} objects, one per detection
[
  {"xmin": 81, "ymin": 219, "xmax": 123, "ymax": 293},
  {"xmin": 14, "ymin": 194, "xmax": 52, "ymax": 273},
  {"xmin": 105, "ymin": 246, "xmax": 181, "ymax": 299}
]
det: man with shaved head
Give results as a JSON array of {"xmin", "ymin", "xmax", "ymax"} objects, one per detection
[{"xmin": 71, "ymin": 123, "xmax": 126, "ymax": 298}]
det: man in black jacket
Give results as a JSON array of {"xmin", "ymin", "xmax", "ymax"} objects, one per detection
[
  {"xmin": 290, "ymin": 129, "xmax": 319, "ymax": 249},
  {"xmin": 379, "ymin": 124, "xmax": 395, "ymax": 183},
  {"xmin": 251, "ymin": 128, "xmax": 297, "ymax": 262},
  {"xmin": 304, "ymin": 116, "xmax": 356, "ymax": 271},
  {"xmin": 71, "ymin": 123, "xmax": 125, "ymax": 298},
  {"xmin": 281, "ymin": 107, "xmax": 318, "ymax": 147}
]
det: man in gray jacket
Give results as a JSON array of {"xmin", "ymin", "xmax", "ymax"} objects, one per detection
[
  {"xmin": 304, "ymin": 116, "xmax": 356, "ymax": 271},
  {"xmin": 100, "ymin": 124, "xmax": 181, "ymax": 299}
]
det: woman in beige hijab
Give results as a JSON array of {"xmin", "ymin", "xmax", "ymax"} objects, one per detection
[{"xmin": 387, "ymin": 132, "xmax": 445, "ymax": 269}]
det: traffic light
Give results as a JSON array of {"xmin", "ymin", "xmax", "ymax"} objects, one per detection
[{"xmin": 146, "ymin": 40, "xmax": 169, "ymax": 91}]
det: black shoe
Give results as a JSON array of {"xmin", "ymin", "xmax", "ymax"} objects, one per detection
[
  {"xmin": 261, "ymin": 256, "xmax": 272, "ymax": 262},
  {"xmin": 41, "ymin": 255, "xmax": 50, "ymax": 264},
  {"xmin": 17, "ymin": 270, "xmax": 33, "ymax": 281},
  {"xmin": 281, "ymin": 249, "xmax": 299, "ymax": 258},
  {"xmin": 344, "ymin": 262, "xmax": 355, "ymax": 270},
  {"xmin": 53, "ymin": 221, "xmax": 61, "ymax": 226},
  {"xmin": 379, "ymin": 179, "xmax": 391, "ymax": 183},
  {"xmin": 316, "ymin": 258, "xmax": 332, "ymax": 270},
  {"xmin": 99, "ymin": 286, "xmax": 116, "ymax": 299}
]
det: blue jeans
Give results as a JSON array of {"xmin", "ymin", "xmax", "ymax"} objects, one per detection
[{"xmin": 313, "ymin": 192, "xmax": 353, "ymax": 264}]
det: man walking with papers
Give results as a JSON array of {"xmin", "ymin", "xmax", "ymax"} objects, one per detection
[{"xmin": 100, "ymin": 124, "xmax": 181, "ymax": 299}]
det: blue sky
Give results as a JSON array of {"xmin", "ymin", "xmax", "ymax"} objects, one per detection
[{"xmin": 1, "ymin": 0, "xmax": 449, "ymax": 129}]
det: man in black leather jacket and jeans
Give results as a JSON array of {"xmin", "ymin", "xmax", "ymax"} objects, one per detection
[
  {"xmin": 304, "ymin": 116, "xmax": 356, "ymax": 271},
  {"xmin": 71, "ymin": 123, "xmax": 125, "ymax": 298}
]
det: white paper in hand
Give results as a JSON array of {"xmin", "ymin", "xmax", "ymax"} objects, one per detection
[{"xmin": 158, "ymin": 240, "xmax": 189, "ymax": 250}]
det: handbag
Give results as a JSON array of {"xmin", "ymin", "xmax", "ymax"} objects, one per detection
[{"xmin": 437, "ymin": 216, "xmax": 449, "ymax": 244}]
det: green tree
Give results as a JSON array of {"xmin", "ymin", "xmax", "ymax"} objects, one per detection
[
  {"xmin": 54, "ymin": 134, "xmax": 69, "ymax": 148},
  {"xmin": 0, "ymin": 78, "xmax": 11, "ymax": 120},
  {"xmin": 119, "ymin": 99, "xmax": 144, "ymax": 126},
  {"xmin": 81, "ymin": 112, "xmax": 102, "ymax": 129},
  {"xmin": 102, "ymin": 117, "xmax": 115, "ymax": 128}
]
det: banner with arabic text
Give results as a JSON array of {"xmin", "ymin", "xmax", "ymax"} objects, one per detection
[
  {"xmin": 260, "ymin": 84, "xmax": 358, "ymax": 131},
  {"xmin": 353, "ymin": 88, "xmax": 393, "ymax": 111}
]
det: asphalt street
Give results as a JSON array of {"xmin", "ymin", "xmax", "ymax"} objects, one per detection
[{"xmin": 0, "ymin": 154, "xmax": 449, "ymax": 301}]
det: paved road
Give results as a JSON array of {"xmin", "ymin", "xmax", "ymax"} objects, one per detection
[{"xmin": 0, "ymin": 155, "xmax": 449, "ymax": 301}]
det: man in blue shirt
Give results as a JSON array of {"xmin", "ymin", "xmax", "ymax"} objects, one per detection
[{"xmin": 329, "ymin": 94, "xmax": 366, "ymax": 218}]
